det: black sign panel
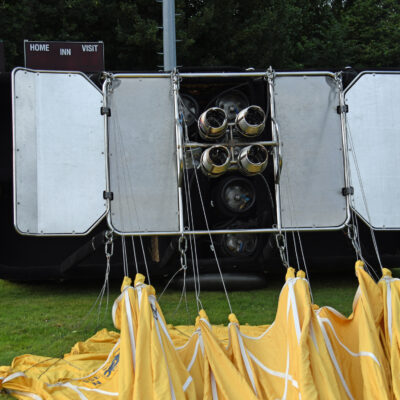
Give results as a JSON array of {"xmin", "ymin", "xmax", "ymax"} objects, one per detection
[
  {"xmin": 0, "ymin": 41, "xmax": 5, "ymax": 72},
  {"xmin": 24, "ymin": 41, "xmax": 104, "ymax": 72}
]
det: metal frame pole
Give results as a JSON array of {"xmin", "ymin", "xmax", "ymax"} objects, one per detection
[
  {"xmin": 163, "ymin": 0, "xmax": 177, "ymax": 71},
  {"xmin": 266, "ymin": 68, "xmax": 283, "ymax": 231}
]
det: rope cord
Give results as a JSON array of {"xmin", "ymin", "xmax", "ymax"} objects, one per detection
[
  {"xmin": 166, "ymin": 74, "xmax": 191, "ymax": 319},
  {"xmin": 182, "ymin": 173, "xmax": 200, "ymax": 312},
  {"xmin": 111, "ymin": 102, "xmax": 139, "ymax": 233},
  {"xmin": 275, "ymin": 107, "xmax": 316, "ymax": 304},
  {"xmin": 121, "ymin": 236, "xmax": 129, "ymax": 277},
  {"xmin": 157, "ymin": 95, "xmax": 200, "ymax": 317},
  {"xmin": 173, "ymin": 269, "xmax": 191, "ymax": 326},
  {"xmin": 272, "ymin": 85, "xmax": 314, "ymax": 303},
  {"xmin": 348, "ymin": 214, "xmax": 362, "ymax": 260},
  {"xmin": 335, "ymin": 73, "xmax": 380, "ymax": 278},
  {"xmin": 269, "ymin": 76, "xmax": 292, "ymax": 271},
  {"xmin": 139, "ymin": 236, "xmax": 151, "ymax": 286},
  {"xmin": 188, "ymin": 233, "xmax": 203, "ymax": 311},
  {"xmin": 258, "ymin": 173, "xmax": 276, "ymax": 224},
  {"xmin": 182, "ymin": 116, "xmax": 204, "ymax": 311},
  {"xmin": 296, "ymin": 232, "xmax": 314, "ymax": 304},
  {"xmin": 334, "ymin": 72, "xmax": 380, "ymax": 279},
  {"xmin": 292, "ymin": 232, "xmax": 300, "ymax": 270},
  {"xmin": 157, "ymin": 96, "xmax": 202, "ymax": 315},
  {"xmin": 346, "ymin": 121, "xmax": 384, "ymax": 272},
  {"xmin": 175, "ymin": 234, "xmax": 190, "ymax": 321},
  {"xmin": 178, "ymin": 96, "xmax": 233, "ymax": 314},
  {"xmin": 284, "ymin": 232, "xmax": 290, "ymax": 267},
  {"xmin": 158, "ymin": 266, "xmax": 185, "ymax": 302},
  {"xmin": 191, "ymin": 153, "xmax": 233, "ymax": 314},
  {"xmin": 97, "ymin": 258, "xmax": 111, "ymax": 329},
  {"xmin": 280, "ymin": 148, "xmax": 297, "ymax": 271},
  {"xmin": 111, "ymin": 99, "xmax": 151, "ymax": 284},
  {"xmin": 353, "ymin": 211, "xmax": 362, "ymax": 259},
  {"xmin": 156, "ymin": 257, "xmax": 190, "ymax": 319},
  {"xmin": 96, "ymin": 232, "xmax": 113, "ymax": 330},
  {"xmin": 351, "ymin": 208, "xmax": 380, "ymax": 279},
  {"xmin": 347, "ymin": 204, "xmax": 380, "ymax": 280},
  {"xmin": 131, "ymin": 236, "xmax": 139, "ymax": 274},
  {"xmin": 267, "ymin": 68, "xmax": 288, "ymax": 270},
  {"xmin": 179, "ymin": 96, "xmax": 198, "ymax": 123},
  {"xmin": 23, "ymin": 231, "xmax": 114, "ymax": 378}
]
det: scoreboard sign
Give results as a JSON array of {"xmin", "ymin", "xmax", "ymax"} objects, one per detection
[{"xmin": 24, "ymin": 40, "xmax": 104, "ymax": 72}]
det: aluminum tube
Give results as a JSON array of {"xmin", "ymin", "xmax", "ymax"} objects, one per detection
[
  {"xmin": 182, "ymin": 226, "xmax": 347, "ymax": 235},
  {"xmin": 275, "ymin": 71, "xmax": 336, "ymax": 78},
  {"xmin": 179, "ymin": 71, "xmax": 335, "ymax": 79},
  {"xmin": 180, "ymin": 72, "xmax": 266, "ymax": 78},
  {"xmin": 102, "ymin": 78, "xmax": 112, "ymax": 217},
  {"xmin": 112, "ymin": 223, "xmax": 345, "ymax": 236},
  {"xmin": 178, "ymin": 186, "xmax": 184, "ymax": 234},
  {"xmin": 113, "ymin": 73, "xmax": 172, "ymax": 78},
  {"xmin": 267, "ymin": 72, "xmax": 283, "ymax": 231},
  {"xmin": 172, "ymin": 74, "xmax": 183, "ymax": 186},
  {"xmin": 110, "ymin": 71, "xmax": 335, "ymax": 80},
  {"xmin": 172, "ymin": 73, "xmax": 184, "ymax": 233},
  {"xmin": 27, "ymin": 222, "xmax": 347, "ymax": 237},
  {"xmin": 338, "ymin": 75, "xmax": 351, "ymax": 224},
  {"xmin": 162, "ymin": 0, "xmax": 177, "ymax": 71},
  {"xmin": 184, "ymin": 141, "xmax": 278, "ymax": 148}
]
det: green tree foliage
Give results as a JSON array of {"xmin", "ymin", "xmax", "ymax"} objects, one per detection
[
  {"xmin": 178, "ymin": 0, "xmax": 343, "ymax": 69},
  {"xmin": 0, "ymin": 0, "xmax": 399, "ymax": 71},
  {"xmin": 341, "ymin": 0, "xmax": 400, "ymax": 68},
  {"xmin": 0, "ymin": 0, "xmax": 161, "ymax": 70}
]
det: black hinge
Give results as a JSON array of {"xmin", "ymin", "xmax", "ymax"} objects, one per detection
[
  {"xmin": 103, "ymin": 191, "xmax": 114, "ymax": 200},
  {"xmin": 100, "ymin": 107, "xmax": 111, "ymax": 117},
  {"xmin": 337, "ymin": 105, "xmax": 349, "ymax": 114},
  {"xmin": 342, "ymin": 186, "xmax": 354, "ymax": 196}
]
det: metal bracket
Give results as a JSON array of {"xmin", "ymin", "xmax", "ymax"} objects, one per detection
[
  {"xmin": 275, "ymin": 233, "xmax": 289, "ymax": 268},
  {"xmin": 103, "ymin": 191, "xmax": 114, "ymax": 200},
  {"xmin": 337, "ymin": 104, "xmax": 348, "ymax": 114},
  {"xmin": 342, "ymin": 186, "xmax": 354, "ymax": 196},
  {"xmin": 100, "ymin": 106, "xmax": 111, "ymax": 116}
]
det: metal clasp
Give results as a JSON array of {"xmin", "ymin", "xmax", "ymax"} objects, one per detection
[
  {"xmin": 265, "ymin": 65, "xmax": 275, "ymax": 83},
  {"xmin": 172, "ymin": 68, "xmax": 181, "ymax": 89},
  {"xmin": 105, "ymin": 230, "xmax": 114, "ymax": 259},
  {"xmin": 178, "ymin": 235, "xmax": 188, "ymax": 270},
  {"xmin": 346, "ymin": 223, "xmax": 361, "ymax": 257},
  {"xmin": 275, "ymin": 233, "xmax": 289, "ymax": 268}
]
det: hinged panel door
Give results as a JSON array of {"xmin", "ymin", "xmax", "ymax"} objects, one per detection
[
  {"xmin": 13, "ymin": 68, "xmax": 107, "ymax": 235},
  {"xmin": 107, "ymin": 75, "xmax": 180, "ymax": 234},
  {"xmin": 274, "ymin": 73, "xmax": 348, "ymax": 229},
  {"xmin": 345, "ymin": 72, "xmax": 400, "ymax": 229}
]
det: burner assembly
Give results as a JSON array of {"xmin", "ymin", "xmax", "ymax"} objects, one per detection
[
  {"xmin": 179, "ymin": 76, "xmax": 274, "ymax": 269},
  {"xmin": 10, "ymin": 68, "xmax": 395, "ymax": 279}
]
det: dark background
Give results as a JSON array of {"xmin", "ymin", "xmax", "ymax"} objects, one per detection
[
  {"xmin": 1, "ymin": 0, "xmax": 400, "ymax": 72},
  {"xmin": 1, "ymin": 0, "xmax": 399, "ymax": 282}
]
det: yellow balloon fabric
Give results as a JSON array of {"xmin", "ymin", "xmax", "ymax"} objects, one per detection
[
  {"xmin": 0, "ymin": 263, "xmax": 398, "ymax": 399},
  {"xmin": 379, "ymin": 268, "xmax": 400, "ymax": 400}
]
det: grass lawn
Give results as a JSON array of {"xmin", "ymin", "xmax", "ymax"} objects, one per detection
[{"xmin": 0, "ymin": 271, "xmax": 361, "ymax": 399}]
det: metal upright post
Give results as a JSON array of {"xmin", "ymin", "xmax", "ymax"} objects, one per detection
[
  {"xmin": 163, "ymin": 0, "xmax": 177, "ymax": 71},
  {"xmin": 266, "ymin": 67, "xmax": 283, "ymax": 232}
]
